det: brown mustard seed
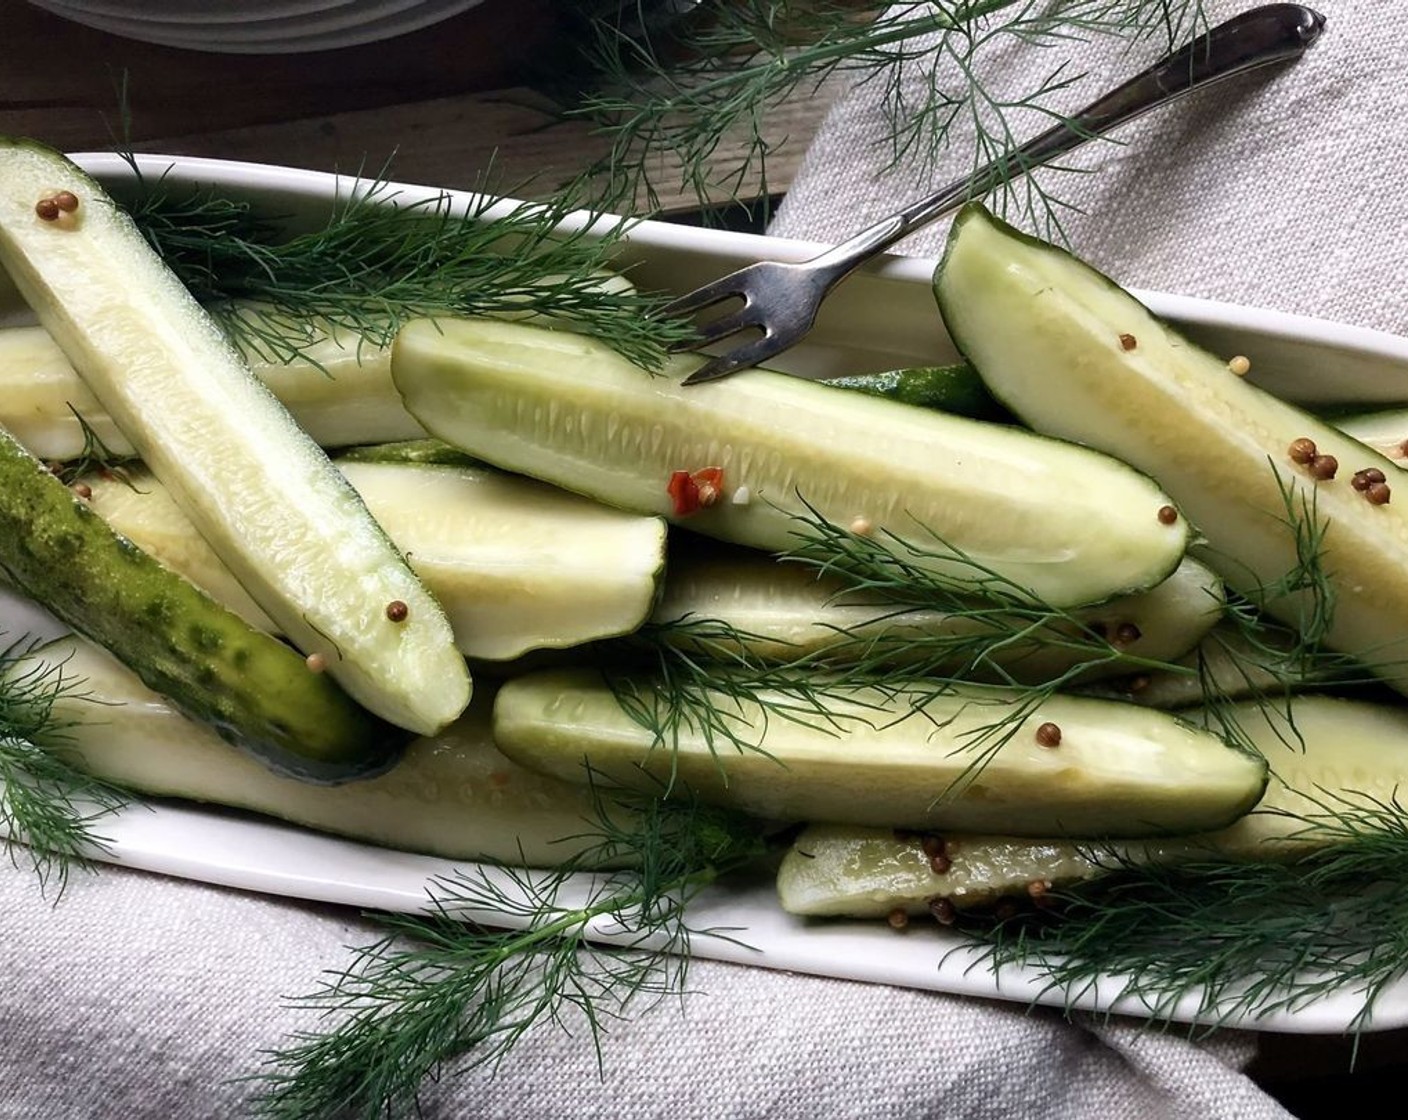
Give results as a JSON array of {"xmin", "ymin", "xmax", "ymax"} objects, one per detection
[
  {"xmin": 928, "ymin": 897, "xmax": 958, "ymax": 926},
  {"xmin": 929, "ymin": 853, "xmax": 952, "ymax": 876},
  {"xmin": 1288, "ymin": 438, "xmax": 1318, "ymax": 465},
  {"xmin": 34, "ymin": 197, "xmax": 60, "ymax": 222},
  {"xmin": 1126, "ymin": 673, "xmax": 1151, "ymax": 694},
  {"xmin": 1113, "ymin": 622, "xmax": 1143, "ymax": 646},
  {"xmin": 1119, "ymin": 333, "xmax": 1138, "ymax": 351},
  {"xmin": 1399, "ymin": 440, "xmax": 1408, "ymax": 460},
  {"xmin": 1035, "ymin": 721, "xmax": 1062, "ymax": 748},
  {"xmin": 1026, "ymin": 879, "xmax": 1050, "ymax": 900},
  {"xmin": 71, "ymin": 482, "xmax": 92, "ymax": 500},
  {"xmin": 1367, "ymin": 482, "xmax": 1392, "ymax": 505},
  {"xmin": 1157, "ymin": 505, "xmax": 1178, "ymax": 525},
  {"xmin": 385, "ymin": 599, "xmax": 409, "ymax": 622},
  {"xmin": 53, "ymin": 190, "xmax": 79, "ymax": 213},
  {"xmin": 305, "ymin": 652, "xmax": 327, "ymax": 673},
  {"xmin": 1308, "ymin": 454, "xmax": 1339, "ymax": 481},
  {"xmin": 1228, "ymin": 355, "xmax": 1252, "ymax": 376},
  {"xmin": 1352, "ymin": 467, "xmax": 1388, "ymax": 490},
  {"xmin": 920, "ymin": 834, "xmax": 946, "ymax": 860},
  {"xmin": 887, "ymin": 908, "xmax": 909, "ymax": 930}
]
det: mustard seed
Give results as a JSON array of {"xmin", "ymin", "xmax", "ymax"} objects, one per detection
[{"xmin": 1035, "ymin": 722, "xmax": 1062, "ymax": 748}]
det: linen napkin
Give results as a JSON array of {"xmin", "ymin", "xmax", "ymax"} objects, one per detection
[{"xmin": 3, "ymin": 2, "xmax": 1400, "ymax": 1116}]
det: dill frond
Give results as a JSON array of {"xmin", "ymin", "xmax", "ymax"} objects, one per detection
[
  {"xmin": 123, "ymin": 177, "xmax": 696, "ymax": 372},
  {"xmin": 0, "ymin": 638, "xmax": 125, "ymax": 894},
  {"xmin": 252, "ymin": 792, "xmax": 767, "ymax": 1120}
]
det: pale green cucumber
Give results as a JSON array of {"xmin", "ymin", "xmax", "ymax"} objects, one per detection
[
  {"xmin": 0, "ymin": 139, "xmax": 468, "ymax": 733},
  {"xmin": 777, "ymin": 695, "xmax": 1408, "ymax": 916},
  {"xmin": 0, "ymin": 315, "xmax": 424, "ymax": 461},
  {"xmin": 824, "ymin": 362, "xmax": 1008, "ymax": 421},
  {"xmin": 1334, "ymin": 409, "xmax": 1408, "ymax": 465},
  {"xmin": 78, "ymin": 462, "xmax": 667, "ymax": 661},
  {"xmin": 0, "ymin": 426, "xmax": 399, "ymax": 780},
  {"xmin": 652, "ymin": 543, "xmax": 1224, "ymax": 681},
  {"xmin": 391, "ymin": 316, "xmax": 1190, "ymax": 609},
  {"xmin": 935, "ymin": 204, "xmax": 1408, "ymax": 695},
  {"xmin": 492, "ymin": 670, "xmax": 1266, "ymax": 837},
  {"xmin": 7, "ymin": 636, "xmax": 622, "ymax": 867}
]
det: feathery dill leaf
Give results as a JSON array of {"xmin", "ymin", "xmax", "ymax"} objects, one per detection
[
  {"xmin": 52, "ymin": 408, "xmax": 143, "ymax": 490},
  {"xmin": 122, "ymin": 175, "xmax": 696, "ymax": 372},
  {"xmin": 252, "ymin": 792, "xmax": 767, "ymax": 1120},
  {"xmin": 569, "ymin": 0, "xmax": 1208, "ymax": 225},
  {"xmin": 0, "ymin": 639, "xmax": 125, "ymax": 894},
  {"xmin": 964, "ymin": 790, "xmax": 1408, "ymax": 1033}
]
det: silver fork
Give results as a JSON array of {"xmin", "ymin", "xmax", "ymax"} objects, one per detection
[{"xmin": 662, "ymin": 3, "xmax": 1326, "ymax": 387}]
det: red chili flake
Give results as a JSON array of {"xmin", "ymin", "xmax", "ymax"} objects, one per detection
[{"xmin": 667, "ymin": 470, "xmax": 700, "ymax": 516}]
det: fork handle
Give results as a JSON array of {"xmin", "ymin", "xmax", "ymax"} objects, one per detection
[{"xmin": 803, "ymin": 4, "xmax": 1325, "ymax": 279}]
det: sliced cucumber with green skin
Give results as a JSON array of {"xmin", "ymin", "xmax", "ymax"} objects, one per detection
[
  {"xmin": 0, "ymin": 314, "xmax": 425, "ymax": 461},
  {"xmin": 1333, "ymin": 409, "xmax": 1408, "ymax": 465},
  {"xmin": 935, "ymin": 204, "xmax": 1408, "ymax": 695},
  {"xmin": 824, "ymin": 362, "xmax": 1009, "ymax": 421},
  {"xmin": 653, "ymin": 542, "xmax": 1224, "ymax": 682},
  {"xmin": 337, "ymin": 438, "xmax": 482, "ymax": 467},
  {"xmin": 7, "ymin": 636, "xmax": 622, "ymax": 867},
  {"xmin": 78, "ymin": 461, "xmax": 667, "ymax": 661},
  {"xmin": 0, "ymin": 139, "xmax": 469, "ymax": 734},
  {"xmin": 777, "ymin": 695, "xmax": 1408, "ymax": 916},
  {"xmin": 492, "ymin": 669, "xmax": 1267, "ymax": 837},
  {"xmin": 0, "ymin": 427, "xmax": 400, "ymax": 780},
  {"xmin": 392, "ymin": 316, "xmax": 1190, "ymax": 609}
]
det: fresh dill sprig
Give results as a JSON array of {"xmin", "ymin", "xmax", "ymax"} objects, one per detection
[
  {"xmin": 0, "ymin": 638, "xmax": 125, "ymax": 894},
  {"xmin": 52, "ymin": 407, "xmax": 142, "ymax": 490},
  {"xmin": 121, "ymin": 175, "xmax": 696, "ymax": 372},
  {"xmin": 569, "ymin": 0, "xmax": 1208, "ymax": 225},
  {"xmin": 964, "ymin": 790, "xmax": 1408, "ymax": 1034},
  {"xmin": 252, "ymin": 791, "xmax": 767, "ymax": 1120}
]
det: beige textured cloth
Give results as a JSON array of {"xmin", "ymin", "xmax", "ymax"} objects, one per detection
[{"xmin": 9, "ymin": 1, "xmax": 1399, "ymax": 1115}]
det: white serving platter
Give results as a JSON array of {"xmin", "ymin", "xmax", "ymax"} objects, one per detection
[{"xmin": 6, "ymin": 151, "xmax": 1408, "ymax": 1036}]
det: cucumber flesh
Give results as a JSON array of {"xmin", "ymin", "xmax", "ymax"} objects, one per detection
[
  {"xmin": 0, "ymin": 139, "xmax": 469, "ymax": 733},
  {"xmin": 0, "ymin": 427, "xmax": 400, "ymax": 781},
  {"xmin": 935, "ymin": 204, "xmax": 1408, "ymax": 695},
  {"xmin": 777, "ymin": 695, "xmax": 1408, "ymax": 916},
  {"xmin": 0, "ymin": 314, "xmax": 425, "ymax": 461},
  {"xmin": 492, "ymin": 669, "xmax": 1267, "ymax": 837},
  {"xmin": 391, "ymin": 316, "xmax": 1190, "ymax": 609},
  {"xmin": 1334, "ymin": 409, "xmax": 1408, "ymax": 464},
  {"xmin": 78, "ymin": 462, "xmax": 667, "ymax": 661},
  {"xmin": 653, "ymin": 542, "xmax": 1224, "ymax": 682},
  {"xmin": 8, "ymin": 636, "xmax": 620, "ymax": 867}
]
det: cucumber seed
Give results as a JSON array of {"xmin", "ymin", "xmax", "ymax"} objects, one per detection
[
  {"xmin": 1228, "ymin": 355, "xmax": 1252, "ymax": 376},
  {"xmin": 1367, "ymin": 482, "xmax": 1392, "ymax": 505},
  {"xmin": 730, "ymin": 485, "xmax": 751, "ymax": 506},
  {"xmin": 385, "ymin": 600, "xmax": 409, "ymax": 622},
  {"xmin": 1309, "ymin": 454, "xmax": 1338, "ymax": 481},
  {"xmin": 1157, "ymin": 505, "xmax": 1178, "ymax": 525},
  {"xmin": 1119, "ymin": 333, "xmax": 1138, "ymax": 351},
  {"xmin": 1035, "ymin": 722, "xmax": 1062, "ymax": 748},
  {"xmin": 1288, "ymin": 438, "xmax": 1318, "ymax": 465},
  {"xmin": 305, "ymin": 652, "xmax": 327, "ymax": 673}
]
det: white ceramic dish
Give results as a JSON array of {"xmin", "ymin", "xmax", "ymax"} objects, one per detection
[{"xmin": 6, "ymin": 151, "xmax": 1408, "ymax": 1036}]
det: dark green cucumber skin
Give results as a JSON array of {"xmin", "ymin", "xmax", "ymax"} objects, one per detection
[
  {"xmin": 0, "ymin": 428, "xmax": 404, "ymax": 781},
  {"xmin": 337, "ymin": 439, "xmax": 485, "ymax": 467},
  {"xmin": 826, "ymin": 363, "xmax": 1011, "ymax": 422}
]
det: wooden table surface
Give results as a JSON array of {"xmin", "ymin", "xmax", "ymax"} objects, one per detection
[
  {"xmin": 2, "ymin": 1, "xmax": 827, "ymax": 211},
  {"xmin": 5, "ymin": 3, "xmax": 1408, "ymax": 1113}
]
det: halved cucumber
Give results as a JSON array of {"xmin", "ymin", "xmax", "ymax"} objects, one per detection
[
  {"xmin": 823, "ymin": 361, "xmax": 1009, "ymax": 421},
  {"xmin": 492, "ymin": 670, "xmax": 1267, "ymax": 837},
  {"xmin": 77, "ymin": 461, "xmax": 667, "ymax": 661},
  {"xmin": 935, "ymin": 204, "xmax": 1408, "ymax": 694},
  {"xmin": 777, "ymin": 695, "xmax": 1408, "ymax": 916},
  {"xmin": 652, "ymin": 542, "xmax": 1224, "ymax": 681},
  {"xmin": 7, "ymin": 636, "xmax": 620, "ymax": 867},
  {"xmin": 0, "ymin": 314, "xmax": 426, "ymax": 461},
  {"xmin": 0, "ymin": 427, "xmax": 399, "ymax": 780},
  {"xmin": 0, "ymin": 139, "xmax": 468, "ymax": 733},
  {"xmin": 1334, "ymin": 409, "xmax": 1408, "ymax": 465},
  {"xmin": 391, "ymin": 316, "xmax": 1190, "ymax": 608}
]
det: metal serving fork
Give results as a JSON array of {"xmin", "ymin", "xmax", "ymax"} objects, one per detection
[{"xmin": 662, "ymin": 3, "xmax": 1326, "ymax": 386}]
